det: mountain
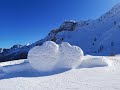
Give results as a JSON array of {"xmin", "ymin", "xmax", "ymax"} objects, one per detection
[{"xmin": 0, "ymin": 3, "xmax": 120, "ymax": 62}]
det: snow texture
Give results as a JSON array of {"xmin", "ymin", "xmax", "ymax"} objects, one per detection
[
  {"xmin": 0, "ymin": 65, "xmax": 5, "ymax": 76},
  {"xmin": 80, "ymin": 56, "xmax": 111, "ymax": 68},
  {"xmin": 57, "ymin": 42, "xmax": 84, "ymax": 69},
  {"xmin": 0, "ymin": 66, "xmax": 3, "ymax": 73},
  {"xmin": 28, "ymin": 41, "xmax": 84, "ymax": 72},
  {"xmin": 28, "ymin": 41, "xmax": 59, "ymax": 72},
  {"xmin": 0, "ymin": 56, "xmax": 118, "ymax": 90}
]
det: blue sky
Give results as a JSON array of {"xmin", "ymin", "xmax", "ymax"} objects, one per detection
[{"xmin": 0, "ymin": 0, "xmax": 120, "ymax": 48}]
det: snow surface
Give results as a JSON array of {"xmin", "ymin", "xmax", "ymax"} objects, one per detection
[
  {"xmin": 0, "ymin": 55, "xmax": 119, "ymax": 90},
  {"xmin": 28, "ymin": 41, "xmax": 84, "ymax": 71},
  {"xmin": 57, "ymin": 42, "xmax": 83, "ymax": 69},
  {"xmin": 0, "ymin": 66, "xmax": 4, "ymax": 76},
  {"xmin": 28, "ymin": 41, "xmax": 59, "ymax": 72},
  {"xmin": 80, "ymin": 56, "xmax": 111, "ymax": 68}
]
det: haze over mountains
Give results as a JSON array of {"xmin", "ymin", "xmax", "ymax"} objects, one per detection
[{"xmin": 0, "ymin": 3, "xmax": 120, "ymax": 62}]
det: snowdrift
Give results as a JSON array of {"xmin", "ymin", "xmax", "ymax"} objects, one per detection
[
  {"xmin": 28, "ymin": 41, "xmax": 84, "ymax": 72},
  {"xmin": 80, "ymin": 56, "xmax": 111, "ymax": 68}
]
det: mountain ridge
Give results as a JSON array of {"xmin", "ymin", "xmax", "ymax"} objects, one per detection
[{"xmin": 0, "ymin": 3, "xmax": 120, "ymax": 62}]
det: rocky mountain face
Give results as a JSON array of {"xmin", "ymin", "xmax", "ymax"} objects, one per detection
[{"xmin": 0, "ymin": 3, "xmax": 120, "ymax": 62}]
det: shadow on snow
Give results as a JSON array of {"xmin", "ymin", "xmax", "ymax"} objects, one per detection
[{"xmin": 0, "ymin": 62, "xmax": 70, "ymax": 80}]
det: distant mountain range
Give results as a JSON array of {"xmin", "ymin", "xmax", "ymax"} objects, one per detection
[{"xmin": 0, "ymin": 3, "xmax": 120, "ymax": 62}]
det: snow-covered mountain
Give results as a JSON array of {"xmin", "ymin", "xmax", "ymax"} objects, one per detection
[{"xmin": 0, "ymin": 3, "xmax": 120, "ymax": 62}]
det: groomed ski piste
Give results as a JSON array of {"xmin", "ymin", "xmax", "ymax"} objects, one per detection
[{"xmin": 0, "ymin": 41, "xmax": 120, "ymax": 90}]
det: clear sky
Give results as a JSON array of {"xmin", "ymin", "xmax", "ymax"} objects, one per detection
[{"xmin": 0, "ymin": 0, "xmax": 120, "ymax": 48}]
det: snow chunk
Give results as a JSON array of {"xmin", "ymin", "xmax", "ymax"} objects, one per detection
[
  {"xmin": 57, "ymin": 42, "xmax": 84, "ymax": 69},
  {"xmin": 80, "ymin": 56, "xmax": 111, "ymax": 68},
  {"xmin": 28, "ymin": 41, "xmax": 84, "ymax": 72},
  {"xmin": 28, "ymin": 41, "xmax": 59, "ymax": 72}
]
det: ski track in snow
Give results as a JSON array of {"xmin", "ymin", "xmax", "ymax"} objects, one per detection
[{"xmin": 0, "ymin": 56, "xmax": 119, "ymax": 90}]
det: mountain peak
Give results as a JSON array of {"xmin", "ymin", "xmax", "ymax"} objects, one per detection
[
  {"xmin": 98, "ymin": 3, "xmax": 120, "ymax": 22},
  {"xmin": 113, "ymin": 3, "xmax": 120, "ymax": 9}
]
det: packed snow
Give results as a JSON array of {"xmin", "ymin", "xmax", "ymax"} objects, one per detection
[
  {"xmin": 80, "ymin": 56, "xmax": 111, "ymax": 68},
  {"xmin": 28, "ymin": 41, "xmax": 84, "ymax": 72},
  {"xmin": 0, "ymin": 55, "xmax": 120, "ymax": 90},
  {"xmin": 57, "ymin": 42, "xmax": 84, "ymax": 69},
  {"xmin": 28, "ymin": 41, "xmax": 59, "ymax": 72}
]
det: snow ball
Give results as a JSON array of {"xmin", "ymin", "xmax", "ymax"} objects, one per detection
[
  {"xmin": 80, "ymin": 56, "xmax": 111, "ymax": 68},
  {"xmin": 28, "ymin": 41, "xmax": 59, "ymax": 72},
  {"xmin": 57, "ymin": 42, "xmax": 84, "ymax": 69}
]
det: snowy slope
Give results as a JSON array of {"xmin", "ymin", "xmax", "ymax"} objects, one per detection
[
  {"xmin": 0, "ymin": 56, "xmax": 120, "ymax": 90},
  {"xmin": 44, "ymin": 3, "xmax": 120, "ymax": 55}
]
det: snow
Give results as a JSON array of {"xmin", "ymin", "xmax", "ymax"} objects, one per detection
[
  {"xmin": 28, "ymin": 41, "xmax": 84, "ymax": 71},
  {"xmin": 42, "ymin": 3, "xmax": 120, "ymax": 56},
  {"xmin": 28, "ymin": 41, "xmax": 59, "ymax": 72},
  {"xmin": 0, "ymin": 56, "xmax": 119, "ymax": 90},
  {"xmin": 80, "ymin": 56, "xmax": 111, "ymax": 68},
  {"xmin": 0, "ymin": 66, "xmax": 4, "ymax": 76},
  {"xmin": 57, "ymin": 42, "xmax": 84, "ymax": 69}
]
